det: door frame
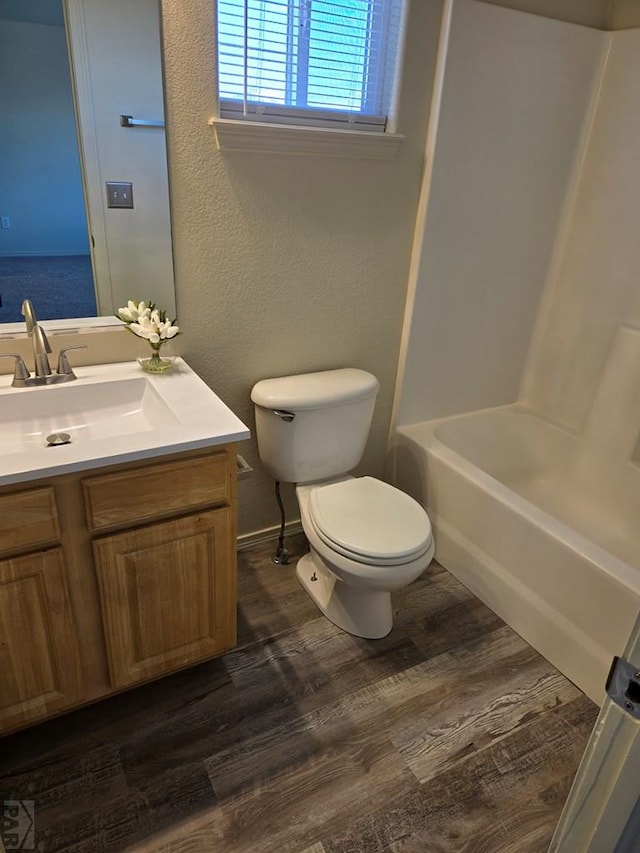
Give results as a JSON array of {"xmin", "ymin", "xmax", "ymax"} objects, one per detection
[{"xmin": 550, "ymin": 612, "xmax": 640, "ymax": 851}]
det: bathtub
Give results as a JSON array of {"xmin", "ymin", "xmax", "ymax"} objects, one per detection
[{"xmin": 388, "ymin": 404, "xmax": 640, "ymax": 705}]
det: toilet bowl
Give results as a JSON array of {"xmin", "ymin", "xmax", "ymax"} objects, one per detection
[
  {"xmin": 250, "ymin": 368, "xmax": 434, "ymax": 639},
  {"xmin": 296, "ymin": 477, "xmax": 434, "ymax": 638}
]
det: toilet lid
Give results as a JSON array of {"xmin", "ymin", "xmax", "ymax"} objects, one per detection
[{"xmin": 308, "ymin": 477, "xmax": 432, "ymax": 563}]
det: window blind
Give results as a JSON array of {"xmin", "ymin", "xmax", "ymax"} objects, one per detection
[{"xmin": 217, "ymin": 0, "xmax": 406, "ymax": 132}]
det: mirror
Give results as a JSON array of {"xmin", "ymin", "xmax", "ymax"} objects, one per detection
[{"xmin": 0, "ymin": 0, "xmax": 176, "ymax": 327}]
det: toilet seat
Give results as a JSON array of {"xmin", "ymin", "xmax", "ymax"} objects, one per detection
[{"xmin": 308, "ymin": 476, "xmax": 432, "ymax": 567}]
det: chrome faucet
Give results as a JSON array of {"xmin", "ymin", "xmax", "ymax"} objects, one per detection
[
  {"xmin": 21, "ymin": 299, "xmax": 37, "ymax": 334},
  {"xmin": 22, "ymin": 299, "xmax": 52, "ymax": 378},
  {"xmin": 31, "ymin": 324, "xmax": 53, "ymax": 378},
  {"xmin": 0, "ymin": 300, "xmax": 86, "ymax": 387}
]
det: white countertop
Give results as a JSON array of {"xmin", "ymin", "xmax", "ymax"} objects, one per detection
[{"xmin": 0, "ymin": 358, "xmax": 250, "ymax": 487}]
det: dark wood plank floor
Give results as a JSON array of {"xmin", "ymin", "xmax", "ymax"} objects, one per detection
[{"xmin": 0, "ymin": 535, "xmax": 597, "ymax": 853}]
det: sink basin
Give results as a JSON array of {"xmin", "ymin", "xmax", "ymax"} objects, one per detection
[
  {"xmin": 0, "ymin": 377, "xmax": 178, "ymax": 454},
  {"xmin": 0, "ymin": 358, "xmax": 250, "ymax": 486}
]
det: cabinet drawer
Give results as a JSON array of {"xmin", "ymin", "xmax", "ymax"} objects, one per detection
[
  {"xmin": 82, "ymin": 452, "xmax": 230, "ymax": 531},
  {"xmin": 0, "ymin": 487, "xmax": 60, "ymax": 557}
]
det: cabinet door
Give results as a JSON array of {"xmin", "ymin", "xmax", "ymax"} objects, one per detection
[
  {"xmin": 0, "ymin": 549, "xmax": 83, "ymax": 731},
  {"xmin": 93, "ymin": 509, "xmax": 235, "ymax": 689}
]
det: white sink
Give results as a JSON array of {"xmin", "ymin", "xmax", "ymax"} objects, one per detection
[
  {"xmin": 0, "ymin": 358, "xmax": 250, "ymax": 486},
  {"xmin": 0, "ymin": 377, "xmax": 178, "ymax": 454}
]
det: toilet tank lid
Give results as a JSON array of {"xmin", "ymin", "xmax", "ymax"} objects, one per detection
[{"xmin": 251, "ymin": 368, "xmax": 379, "ymax": 411}]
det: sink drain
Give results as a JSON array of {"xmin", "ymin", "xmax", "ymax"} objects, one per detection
[{"xmin": 46, "ymin": 432, "xmax": 71, "ymax": 447}]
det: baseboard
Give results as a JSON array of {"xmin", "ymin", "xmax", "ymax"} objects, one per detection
[{"xmin": 237, "ymin": 520, "xmax": 304, "ymax": 552}]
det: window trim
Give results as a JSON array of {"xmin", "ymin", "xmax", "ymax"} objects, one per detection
[
  {"xmin": 213, "ymin": 0, "xmax": 409, "ymax": 158},
  {"xmin": 209, "ymin": 116, "xmax": 404, "ymax": 159}
]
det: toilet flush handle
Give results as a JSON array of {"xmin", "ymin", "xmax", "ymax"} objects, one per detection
[{"xmin": 273, "ymin": 409, "xmax": 295, "ymax": 422}]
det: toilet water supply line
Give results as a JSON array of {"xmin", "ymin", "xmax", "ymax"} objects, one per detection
[{"xmin": 273, "ymin": 481, "xmax": 290, "ymax": 565}]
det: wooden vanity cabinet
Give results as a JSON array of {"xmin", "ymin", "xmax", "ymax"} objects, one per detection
[
  {"xmin": 0, "ymin": 488, "xmax": 84, "ymax": 731},
  {"xmin": 0, "ymin": 444, "xmax": 238, "ymax": 736},
  {"xmin": 84, "ymin": 452, "xmax": 236, "ymax": 690}
]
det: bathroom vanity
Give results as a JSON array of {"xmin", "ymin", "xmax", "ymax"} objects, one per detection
[{"xmin": 0, "ymin": 359, "xmax": 249, "ymax": 735}]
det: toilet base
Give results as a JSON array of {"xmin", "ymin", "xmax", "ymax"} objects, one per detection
[{"xmin": 296, "ymin": 551, "xmax": 393, "ymax": 639}]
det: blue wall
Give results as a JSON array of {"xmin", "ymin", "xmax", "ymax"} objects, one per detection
[{"xmin": 0, "ymin": 14, "xmax": 89, "ymax": 256}]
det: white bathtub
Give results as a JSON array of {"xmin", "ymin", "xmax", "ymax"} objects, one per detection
[{"xmin": 389, "ymin": 404, "xmax": 640, "ymax": 705}]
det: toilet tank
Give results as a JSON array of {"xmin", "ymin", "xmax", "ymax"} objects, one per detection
[{"xmin": 251, "ymin": 368, "xmax": 379, "ymax": 484}]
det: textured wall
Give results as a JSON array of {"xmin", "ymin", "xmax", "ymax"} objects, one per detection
[
  {"xmin": 159, "ymin": 0, "xmax": 440, "ymax": 535},
  {"xmin": 607, "ymin": 0, "xmax": 640, "ymax": 28}
]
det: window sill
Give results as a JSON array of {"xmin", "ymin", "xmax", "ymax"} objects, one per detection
[
  {"xmin": 210, "ymin": 118, "xmax": 404, "ymax": 160},
  {"xmin": 0, "ymin": 316, "xmax": 122, "ymax": 340}
]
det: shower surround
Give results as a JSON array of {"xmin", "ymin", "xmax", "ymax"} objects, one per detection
[{"xmin": 389, "ymin": 1, "xmax": 640, "ymax": 705}]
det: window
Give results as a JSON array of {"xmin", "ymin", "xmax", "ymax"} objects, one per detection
[{"xmin": 216, "ymin": 0, "xmax": 407, "ymax": 133}]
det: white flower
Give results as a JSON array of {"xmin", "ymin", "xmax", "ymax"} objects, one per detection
[
  {"xmin": 129, "ymin": 321, "xmax": 151, "ymax": 340},
  {"xmin": 117, "ymin": 300, "xmax": 140, "ymax": 322},
  {"xmin": 158, "ymin": 321, "xmax": 180, "ymax": 340},
  {"xmin": 117, "ymin": 300, "xmax": 180, "ymax": 343}
]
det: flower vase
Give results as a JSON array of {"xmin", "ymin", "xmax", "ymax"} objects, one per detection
[{"xmin": 137, "ymin": 343, "xmax": 176, "ymax": 374}]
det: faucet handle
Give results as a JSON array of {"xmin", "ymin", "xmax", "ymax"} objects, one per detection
[
  {"xmin": 57, "ymin": 345, "xmax": 87, "ymax": 377},
  {"xmin": 0, "ymin": 353, "xmax": 31, "ymax": 387}
]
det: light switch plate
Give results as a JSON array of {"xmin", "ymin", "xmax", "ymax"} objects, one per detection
[{"xmin": 106, "ymin": 181, "xmax": 134, "ymax": 209}]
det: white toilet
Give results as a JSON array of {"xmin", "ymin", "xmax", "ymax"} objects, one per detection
[{"xmin": 251, "ymin": 368, "xmax": 434, "ymax": 639}]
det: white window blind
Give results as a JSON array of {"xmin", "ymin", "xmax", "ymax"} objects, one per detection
[{"xmin": 216, "ymin": 0, "xmax": 406, "ymax": 132}]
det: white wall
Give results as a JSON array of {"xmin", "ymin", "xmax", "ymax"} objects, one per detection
[
  {"xmin": 0, "ymin": 17, "xmax": 88, "ymax": 256},
  {"xmin": 394, "ymin": 0, "xmax": 606, "ymax": 427},
  {"xmin": 68, "ymin": 0, "xmax": 175, "ymax": 316},
  {"xmin": 522, "ymin": 30, "xmax": 640, "ymax": 441},
  {"xmin": 482, "ymin": 0, "xmax": 609, "ymax": 27}
]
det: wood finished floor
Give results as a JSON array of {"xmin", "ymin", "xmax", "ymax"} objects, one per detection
[{"xmin": 0, "ymin": 535, "xmax": 597, "ymax": 853}]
